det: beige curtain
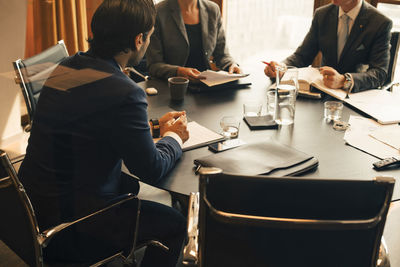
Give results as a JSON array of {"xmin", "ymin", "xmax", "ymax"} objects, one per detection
[{"xmin": 26, "ymin": 0, "xmax": 88, "ymax": 57}]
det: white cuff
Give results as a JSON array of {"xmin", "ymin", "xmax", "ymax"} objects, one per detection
[{"xmin": 163, "ymin": 131, "xmax": 183, "ymax": 147}]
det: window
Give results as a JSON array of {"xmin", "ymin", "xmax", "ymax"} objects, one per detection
[{"xmin": 224, "ymin": 0, "xmax": 314, "ymax": 66}]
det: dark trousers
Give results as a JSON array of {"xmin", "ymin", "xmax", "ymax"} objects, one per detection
[
  {"xmin": 137, "ymin": 200, "xmax": 186, "ymax": 267},
  {"xmin": 120, "ymin": 173, "xmax": 186, "ymax": 267}
]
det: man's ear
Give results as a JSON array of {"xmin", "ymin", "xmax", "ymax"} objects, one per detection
[{"xmin": 134, "ymin": 33, "xmax": 144, "ymax": 51}]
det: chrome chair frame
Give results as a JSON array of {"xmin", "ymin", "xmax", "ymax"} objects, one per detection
[
  {"xmin": 0, "ymin": 150, "xmax": 169, "ymax": 267},
  {"xmin": 184, "ymin": 167, "xmax": 394, "ymax": 267},
  {"xmin": 13, "ymin": 40, "xmax": 69, "ymax": 129}
]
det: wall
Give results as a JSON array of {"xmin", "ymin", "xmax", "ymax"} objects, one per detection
[{"xmin": 0, "ymin": 0, "xmax": 26, "ymax": 146}]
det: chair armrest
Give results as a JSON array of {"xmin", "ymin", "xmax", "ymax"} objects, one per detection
[
  {"xmin": 38, "ymin": 193, "xmax": 138, "ymax": 247},
  {"xmin": 183, "ymin": 192, "xmax": 199, "ymax": 266},
  {"xmin": 381, "ymin": 81, "xmax": 400, "ymax": 92}
]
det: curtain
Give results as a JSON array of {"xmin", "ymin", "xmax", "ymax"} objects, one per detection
[{"xmin": 25, "ymin": 0, "xmax": 88, "ymax": 57}]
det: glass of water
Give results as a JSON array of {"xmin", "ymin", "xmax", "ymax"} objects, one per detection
[
  {"xmin": 275, "ymin": 66, "xmax": 298, "ymax": 125},
  {"xmin": 324, "ymin": 101, "xmax": 343, "ymax": 122},
  {"xmin": 220, "ymin": 116, "xmax": 240, "ymax": 139}
]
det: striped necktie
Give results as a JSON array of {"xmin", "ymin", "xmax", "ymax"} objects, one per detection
[{"xmin": 337, "ymin": 14, "xmax": 350, "ymax": 60}]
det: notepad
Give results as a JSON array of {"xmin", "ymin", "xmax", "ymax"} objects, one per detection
[
  {"xmin": 199, "ymin": 70, "xmax": 249, "ymax": 87},
  {"xmin": 154, "ymin": 121, "xmax": 225, "ymax": 152},
  {"xmin": 182, "ymin": 121, "xmax": 225, "ymax": 151}
]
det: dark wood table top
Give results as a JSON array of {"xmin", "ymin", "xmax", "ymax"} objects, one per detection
[{"xmin": 139, "ymin": 70, "xmax": 400, "ymax": 200}]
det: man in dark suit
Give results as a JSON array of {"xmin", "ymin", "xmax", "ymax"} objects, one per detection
[
  {"xmin": 18, "ymin": 0, "xmax": 188, "ymax": 266},
  {"xmin": 264, "ymin": 0, "xmax": 392, "ymax": 93}
]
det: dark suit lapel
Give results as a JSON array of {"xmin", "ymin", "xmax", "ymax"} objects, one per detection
[
  {"xmin": 199, "ymin": 0, "xmax": 209, "ymax": 53},
  {"xmin": 339, "ymin": 2, "xmax": 368, "ymax": 64},
  {"xmin": 169, "ymin": 0, "xmax": 189, "ymax": 45},
  {"xmin": 326, "ymin": 6, "xmax": 339, "ymax": 66}
]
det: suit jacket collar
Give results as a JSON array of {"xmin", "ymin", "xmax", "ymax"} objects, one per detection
[
  {"xmin": 198, "ymin": 0, "xmax": 209, "ymax": 53},
  {"xmin": 327, "ymin": 5, "xmax": 339, "ymax": 66},
  {"xmin": 168, "ymin": 0, "xmax": 209, "ymax": 50},
  {"xmin": 339, "ymin": 0, "xmax": 369, "ymax": 63},
  {"xmin": 168, "ymin": 0, "xmax": 189, "ymax": 44}
]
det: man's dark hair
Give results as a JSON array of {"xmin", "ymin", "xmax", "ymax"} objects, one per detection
[{"xmin": 89, "ymin": 0, "xmax": 156, "ymax": 59}]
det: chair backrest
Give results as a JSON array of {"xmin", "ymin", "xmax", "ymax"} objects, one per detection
[
  {"xmin": 385, "ymin": 31, "xmax": 400, "ymax": 88},
  {"xmin": 197, "ymin": 168, "xmax": 394, "ymax": 267},
  {"xmin": 0, "ymin": 150, "xmax": 43, "ymax": 266},
  {"xmin": 13, "ymin": 40, "xmax": 69, "ymax": 124}
]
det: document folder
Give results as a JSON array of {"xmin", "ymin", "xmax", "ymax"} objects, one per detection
[{"xmin": 194, "ymin": 140, "xmax": 318, "ymax": 176}]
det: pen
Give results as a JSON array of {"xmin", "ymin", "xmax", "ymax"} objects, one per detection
[
  {"xmin": 172, "ymin": 116, "xmax": 182, "ymax": 124},
  {"xmin": 262, "ymin": 61, "xmax": 270, "ymax": 66}
]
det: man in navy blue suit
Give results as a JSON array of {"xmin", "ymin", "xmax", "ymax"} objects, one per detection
[{"xmin": 18, "ymin": 0, "xmax": 188, "ymax": 266}]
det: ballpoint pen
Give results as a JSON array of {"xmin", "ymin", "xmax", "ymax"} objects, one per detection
[{"xmin": 172, "ymin": 116, "xmax": 182, "ymax": 124}]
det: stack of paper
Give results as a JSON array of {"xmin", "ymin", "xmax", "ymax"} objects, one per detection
[
  {"xmin": 200, "ymin": 70, "xmax": 249, "ymax": 87},
  {"xmin": 369, "ymin": 127, "xmax": 400, "ymax": 150},
  {"xmin": 321, "ymin": 89, "xmax": 400, "ymax": 125},
  {"xmin": 344, "ymin": 115, "xmax": 400, "ymax": 159}
]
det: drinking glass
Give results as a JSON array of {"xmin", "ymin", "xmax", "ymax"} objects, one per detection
[{"xmin": 274, "ymin": 66, "xmax": 298, "ymax": 125}]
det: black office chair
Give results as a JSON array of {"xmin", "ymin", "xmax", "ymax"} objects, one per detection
[
  {"xmin": 183, "ymin": 167, "xmax": 394, "ymax": 267},
  {"xmin": 13, "ymin": 40, "xmax": 69, "ymax": 129},
  {"xmin": 0, "ymin": 149, "xmax": 168, "ymax": 266},
  {"xmin": 382, "ymin": 31, "xmax": 400, "ymax": 91}
]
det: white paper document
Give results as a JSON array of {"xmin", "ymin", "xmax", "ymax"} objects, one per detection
[
  {"xmin": 182, "ymin": 121, "xmax": 224, "ymax": 151},
  {"xmin": 154, "ymin": 121, "xmax": 224, "ymax": 151},
  {"xmin": 369, "ymin": 127, "xmax": 400, "ymax": 150},
  {"xmin": 200, "ymin": 70, "xmax": 249, "ymax": 87},
  {"xmin": 344, "ymin": 115, "xmax": 400, "ymax": 159},
  {"xmin": 315, "ymin": 88, "xmax": 400, "ymax": 125}
]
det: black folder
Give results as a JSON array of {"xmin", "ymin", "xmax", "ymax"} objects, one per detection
[{"xmin": 194, "ymin": 140, "xmax": 318, "ymax": 177}]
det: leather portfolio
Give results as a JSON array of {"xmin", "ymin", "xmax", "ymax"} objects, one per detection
[{"xmin": 194, "ymin": 140, "xmax": 318, "ymax": 177}]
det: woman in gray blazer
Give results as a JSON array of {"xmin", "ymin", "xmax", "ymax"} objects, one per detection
[{"xmin": 146, "ymin": 0, "xmax": 240, "ymax": 82}]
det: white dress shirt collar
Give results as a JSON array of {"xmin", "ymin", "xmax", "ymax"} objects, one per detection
[{"xmin": 338, "ymin": 0, "xmax": 362, "ymax": 22}]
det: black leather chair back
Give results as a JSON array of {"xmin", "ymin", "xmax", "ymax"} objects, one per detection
[
  {"xmin": 384, "ymin": 31, "xmax": 400, "ymax": 88},
  {"xmin": 198, "ymin": 169, "xmax": 394, "ymax": 267},
  {"xmin": 0, "ymin": 150, "xmax": 42, "ymax": 266},
  {"xmin": 13, "ymin": 40, "xmax": 69, "ymax": 123}
]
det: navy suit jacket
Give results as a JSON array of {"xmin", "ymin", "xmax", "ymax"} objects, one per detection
[
  {"xmin": 18, "ymin": 51, "xmax": 182, "ymax": 231},
  {"xmin": 284, "ymin": 1, "xmax": 392, "ymax": 92}
]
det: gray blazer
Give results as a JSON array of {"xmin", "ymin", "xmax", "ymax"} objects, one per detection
[
  {"xmin": 284, "ymin": 1, "xmax": 392, "ymax": 93},
  {"xmin": 146, "ymin": 0, "xmax": 235, "ymax": 80}
]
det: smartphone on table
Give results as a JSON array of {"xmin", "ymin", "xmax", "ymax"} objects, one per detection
[{"xmin": 208, "ymin": 139, "xmax": 245, "ymax": 153}]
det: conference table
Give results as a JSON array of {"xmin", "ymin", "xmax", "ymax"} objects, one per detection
[{"xmin": 138, "ymin": 68, "xmax": 400, "ymax": 201}]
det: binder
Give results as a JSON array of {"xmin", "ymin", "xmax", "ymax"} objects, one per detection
[{"xmin": 194, "ymin": 140, "xmax": 318, "ymax": 177}]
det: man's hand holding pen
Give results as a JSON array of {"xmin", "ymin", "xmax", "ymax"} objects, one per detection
[
  {"xmin": 159, "ymin": 111, "xmax": 189, "ymax": 143},
  {"xmin": 263, "ymin": 61, "xmax": 287, "ymax": 78}
]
